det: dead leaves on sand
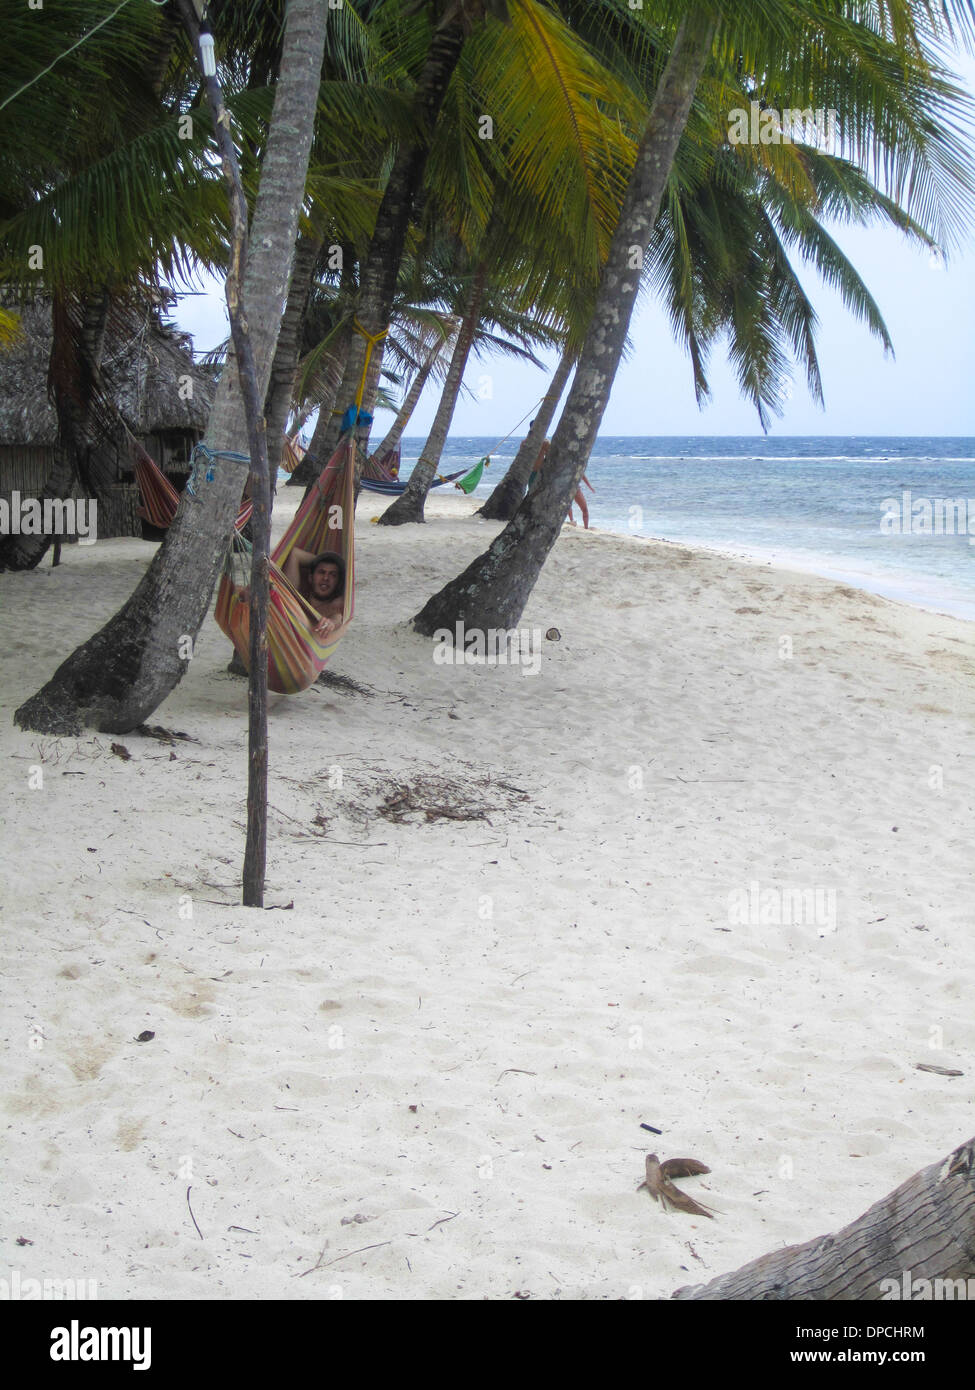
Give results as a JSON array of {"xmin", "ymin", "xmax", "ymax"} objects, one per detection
[{"xmin": 639, "ymin": 1154, "xmax": 715, "ymax": 1219}]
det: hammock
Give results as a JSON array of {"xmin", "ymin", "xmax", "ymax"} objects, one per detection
[
  {"xmin": 454, "ymin": 455, "xmax": 489, "ymax": 494},
  {"xmin": 280, "ymin": 433, "xmax": 305, "ymax": 474},
  {"xmin": 359, "ymin": 459, "xmax": 473, "ymax": 494},
  {"xmin": 133, "ymin": 440, "xmax": 253, "ymax": 532},
  {"xmin": 215, "ymin": 435, "xmax": 356, "ymax": 695},
  {"xmin": 362, "ymin": 447, "xmax": 401, "ymax": 483}
]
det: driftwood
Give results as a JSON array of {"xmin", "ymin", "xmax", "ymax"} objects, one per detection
[{"xmin": 673, "ymin": 1136, "xmax": 975, "ymax": 1300}]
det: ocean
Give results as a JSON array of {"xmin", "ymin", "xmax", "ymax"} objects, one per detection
[{"xmin": 397, "ymin": 435, "xmax": 975, "ymax": 621}]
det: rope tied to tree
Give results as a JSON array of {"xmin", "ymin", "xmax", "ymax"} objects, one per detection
[
  {"xmin": 351, "ymin": 319, "xmax": 388, "ymax": 413},
  {"xmin": 185, "ymin": 441, "xmax": 251, "ymax": 497}
]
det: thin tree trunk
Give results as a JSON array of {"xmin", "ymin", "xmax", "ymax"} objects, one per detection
[
  {"xmin": 304, "ymin": 18, "xmax": 468, "ymax": 471},
  {"xmin": 175, "ymin": 5, "xmax": 278, "ymax": 907},
  {"xmin": 288, "ymin": 243, "xmax": 358, "ymax": 487},
  {"xmin": 292, "ymin": 323, "xmax": 357, "ymax": 486},
  {"xmin": 378, "ymin": 266, "xmax": 486, "ymax": 525},
  {"xmin": 477, "ymin": 346, "xmax": 575, "ymax": 521},
  {"xmin": 672, "ymin": 1136, "xmax": 975, "ymax": 1300},
  {"xmin": 369, "ymin": 327, "xmax": 451, "ymax": 463},
  {"xmin": 412, "ymin": 6, "xmax": 717, "ymax": 636},
  {"xmin": 263, "ymin": 227, "xmax": 325, "ymax": 482},
  {"xmin": 16, "ymin": 0, "xmax": 329, "ymax": 737}
]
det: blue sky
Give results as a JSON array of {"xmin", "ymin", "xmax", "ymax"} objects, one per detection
[{"xmin": 174, "ymin": 56, "xmax": 975, "ymax": 440}]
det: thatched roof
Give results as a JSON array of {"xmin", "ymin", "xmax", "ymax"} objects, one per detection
[{"xmin": 0, "ymin": 299, "xmax": 215, "ymax": 447}]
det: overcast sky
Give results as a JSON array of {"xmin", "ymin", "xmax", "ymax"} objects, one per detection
[{"xmin": 173, "ymin": 55, "xmax": 975, "ymax": 441}]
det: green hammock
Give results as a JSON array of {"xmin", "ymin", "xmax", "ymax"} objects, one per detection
[{"xmin": 455, "ymin": 455, "xmax": 489, "ymax": 495}]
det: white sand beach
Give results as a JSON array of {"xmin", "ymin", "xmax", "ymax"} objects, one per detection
[{"xmin": 2, "ymin": 493, "xmax": 973, "ymax": 1300}]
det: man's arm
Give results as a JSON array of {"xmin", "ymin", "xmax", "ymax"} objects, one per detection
[{"xmin": 283, "ymin": 546, "xmax": 318, "ymax": 590}]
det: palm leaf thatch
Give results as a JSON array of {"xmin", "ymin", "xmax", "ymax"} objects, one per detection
[{"xmin": 0, "ymin": 298, "xmax": 213, "ymax": 448}]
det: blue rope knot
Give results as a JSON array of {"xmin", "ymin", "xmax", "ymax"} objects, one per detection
[{"xmin": 186, "ymin": 443, "xmax": 252, "ymax": 497}]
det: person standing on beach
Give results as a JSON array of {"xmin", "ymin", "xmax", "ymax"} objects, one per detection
[
  {"xmin": 527, "ymin": 426, "xmax": 594, "ymax": 528},
  {"xmin": 567, "ymin": 472, "xmax": 595, "ymax": 528}
]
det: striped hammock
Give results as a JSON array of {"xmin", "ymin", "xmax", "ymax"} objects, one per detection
[
  {"xmin": 363, "ymin": 447, "xmax": 400, "ymax": 482},
  {"xmin": 215, "ymin": 435, "xmax": 356, "ymax": 696},
  {"xmin": 132, "ymin": 440, "xmax": 253, "ymax": 532},
  {"xmin": 280, "ymin": 433, "xmax": 305, "ymax": 474}
]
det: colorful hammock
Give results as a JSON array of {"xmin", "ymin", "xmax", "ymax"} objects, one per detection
[
  {"xmin": 361, "ymin": 448, "xmax": 399, "ymax": 484},
  {"xmin": 359, "ymin": 456, "xmax": 472, "ymax": 494},
  {"xmin": 132, "ymin": 440, "xmax": 253, "ymax": 532},
  {"xmin": 215, "ymin": 435, "xmax": 356, "ymax": 695},
  {"xmin": 281, "ymin": 433, "xmax": 305, "ymax": 474}
]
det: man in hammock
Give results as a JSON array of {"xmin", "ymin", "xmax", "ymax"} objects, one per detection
[{"xmin": 282, "ymin": 548, "xmax": 348, "ymax": 639}]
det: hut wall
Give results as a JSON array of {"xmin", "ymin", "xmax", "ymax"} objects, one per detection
[
  {"xmin": 1, "ymin": 431, "xmax": 200, "ymax": 543},
  {"xmin": 0, "ymin": 445, "xmax": 50, "ymax": 497}
]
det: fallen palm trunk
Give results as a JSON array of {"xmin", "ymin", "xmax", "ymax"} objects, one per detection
[{"xmin": 672, "ymin": 1137, "xmax": 975, "ymax": 1300}]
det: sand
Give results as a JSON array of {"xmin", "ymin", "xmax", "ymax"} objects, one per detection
[{"xmin": 1, "ymin": 490, "xmax": 972, "ymax": 1300}]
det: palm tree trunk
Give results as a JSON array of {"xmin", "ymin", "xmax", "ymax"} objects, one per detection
[
  {"xmin": 292, "ymin": 324, "xmax": 357, "ymax": 486},
  {"xmin": 378, "ymin": 266, "xmax": 486, "ymax": 525},
  {"xmin": 263, "ymin": 227, "xmax": 325, "ymax": 481},
  {"xmin": 15, "ymin": 0, "xmax": 329, "ymax": 735},
  {"xmin": 412, "ymin": 5, "xmax": 717, "ymax": 636},
  {"xmin": 316, "ymin": 18, "xmax": 468, "ymax": 462},
  {"xmin": 288, "ymin": 243, "xmax": 358, "ymax": 487},
  {"xmin": 369, "ymin": 328, "xmax": 452, "ymax": 463},
  {"xmin": 477, "ymin": 346, "xmax": 575, "ymax": 521},
  {"xmin": 672, "ymin": 1137, "xmax": 975, "ymax": 1300}
]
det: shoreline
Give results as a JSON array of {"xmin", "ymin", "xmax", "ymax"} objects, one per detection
[
  {"xmin": 399, "ymin": 489, "xmax": 975, "ymax": 632},
  {"xmin": 598, "ymin": 527, "xmax": 975, "ymax": 625}
]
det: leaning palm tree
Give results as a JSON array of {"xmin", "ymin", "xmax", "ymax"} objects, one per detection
[
  {"xmin": 15, "ymin": 0, "xmax": 331, "ymax": 734},
  {"xmin": 295, "ymin": 0, "xmax": 642, "ymax": 472},
  {"xmin": 413, "ymin": 0, "xmax": 975, "ymax": 637},
  {"xmin": 295, "ymin": 0, "xmax": 507, "ymax": 478}
]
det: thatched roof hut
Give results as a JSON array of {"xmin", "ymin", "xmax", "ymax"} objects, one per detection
[{"xmin": 0, "ymin": 299, "xmax": 216, "ymax": 538}]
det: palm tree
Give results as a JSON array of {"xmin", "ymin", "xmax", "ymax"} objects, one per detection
[
  {"xmin": 16, "ymin": 0, "xmax": 331, "ymax": 734},
  {"xmin": 412, "ymin": 0, "xmax": 975, "ymax": 637},
  {"xmin": 376, "ymin": 230, "xmax": 560, "ymax": 523},
  {"xmin": 368, "ymin": 321, "xmax": 456, "ymax": 463},
  {"xmin": 294, "ymin": 0, "xmax": 642, "ymax": 475},
  {"xmin": 298, "ymin": 0, "xmax": 500, "ymax": 478}
]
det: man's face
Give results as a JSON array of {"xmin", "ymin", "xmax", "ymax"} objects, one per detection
[{"xmin": 311, "ymin": 563, "xmax": 340, "ymax": 600}]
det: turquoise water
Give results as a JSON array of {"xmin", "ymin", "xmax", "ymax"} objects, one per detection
[{"xmin": 398, "ymin": 435, "xmax": 975, "ymax": 621}]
